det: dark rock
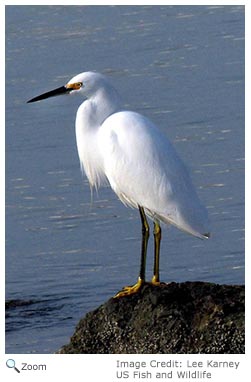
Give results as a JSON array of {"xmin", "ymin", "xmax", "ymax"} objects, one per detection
[{"xmin": 58, "ymin": 281, "xmax": 244, "ymax": 354}]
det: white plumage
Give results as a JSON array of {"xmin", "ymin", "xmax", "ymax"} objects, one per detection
[
  {"xmin": 28, "ymin": 71, "xmax": 210, "ymax": 297},
  {"xmin": 73, "ymin": 72, "xmax": 209, "ymax": 238}
]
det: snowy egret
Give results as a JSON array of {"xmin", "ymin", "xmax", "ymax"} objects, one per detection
[{"xmin": 27, "ymin": 71, "xmax": 210, "ymax": 297}]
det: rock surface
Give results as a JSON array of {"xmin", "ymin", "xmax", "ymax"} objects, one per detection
[{"xmin": 58, "ymin": 281, "xmax": 244, "ymax": 354}]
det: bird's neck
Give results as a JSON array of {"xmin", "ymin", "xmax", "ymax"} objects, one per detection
[
  {"xmin": 78, "ymin": 86, "xmax": 122, "ymax": 129},
  {"xmin": 75, "ymin": 86, "xmax": 122, "ymax": 188},
  {"xmin": 96, "ymin": 86, "xmax": 122, "ymax": 124}
]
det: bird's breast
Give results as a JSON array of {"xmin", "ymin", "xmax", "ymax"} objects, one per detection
[{"xmin": 75, "ymin": 105, "xmax": 106, "ymax": 188}]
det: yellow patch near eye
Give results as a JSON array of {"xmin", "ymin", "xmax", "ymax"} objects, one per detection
[{"xmin": 66, "ymin": 82, "xmax": 82, "ymax": 90}]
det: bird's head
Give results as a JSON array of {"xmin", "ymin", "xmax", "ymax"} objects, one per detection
[{"xmin": 27, "ymin": 71, "xmax": 110, "ymax": 103}]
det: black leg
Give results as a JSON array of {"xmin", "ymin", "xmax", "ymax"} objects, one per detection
[
  {"xmin": 152, "ymin": 221, "xmax": 161, "ymax": 284},
  {"xmin": 114, "ymin": 205, "xmax": 149, "ymax": 298},
  {"xmin": 138, "ymin": 205, "xmax": 150, "ymax": 282}
]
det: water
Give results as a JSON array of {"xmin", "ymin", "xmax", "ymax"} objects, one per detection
[{"xmin": 5, "ymin": 5, "xmax": 245, "ymax": 354}]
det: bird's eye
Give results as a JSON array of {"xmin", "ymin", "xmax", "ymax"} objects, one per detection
[{"xmin": 66, "ymin": 82, "xmax": 83, "ymax": 90}]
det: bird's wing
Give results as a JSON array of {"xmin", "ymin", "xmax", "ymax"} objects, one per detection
[{"xmin": 99, "ymin": 111, "xmax": 209, "ymax": 238}]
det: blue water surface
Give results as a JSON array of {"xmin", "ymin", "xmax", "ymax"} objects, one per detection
[{"xmin": 5, "ymin": 5, "xmax": 244, "ymax": 353}]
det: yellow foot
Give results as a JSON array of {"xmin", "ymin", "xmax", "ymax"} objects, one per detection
[
  {"xmin": 114, "ymin": 278, "xmax": 144, "ymax": 298},
  {"xmin": 151, "ymin": 275, "xmax": 160, "ymax": 286}
]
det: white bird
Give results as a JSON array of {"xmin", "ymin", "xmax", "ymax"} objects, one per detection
[{"xmin": 27, "ymin": 71, "xmax": 210, "ymax": 297}]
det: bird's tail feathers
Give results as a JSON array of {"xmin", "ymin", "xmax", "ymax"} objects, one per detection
[{"xmin": 154, "ymin": 212, "xmax": 210, "ymax": 240}]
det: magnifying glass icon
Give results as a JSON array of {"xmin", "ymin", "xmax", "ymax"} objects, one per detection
[{"xmin": 6, "ymin": 359, "xmax": 20, "ymax": 373}]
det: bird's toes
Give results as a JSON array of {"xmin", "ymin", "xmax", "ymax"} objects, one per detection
[{"xmin": 113, "ymin": 278, "xmax": 144, "ymax": 298}]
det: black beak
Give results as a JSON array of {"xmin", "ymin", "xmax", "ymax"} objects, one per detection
[{"xmin": 27, "ymin": 85, "xmax": 70, "ymax": 103}]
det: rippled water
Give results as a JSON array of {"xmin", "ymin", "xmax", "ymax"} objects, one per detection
[{"xmin": 6, "ymin": 5, "xmax": 244, "ymax": 353}]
